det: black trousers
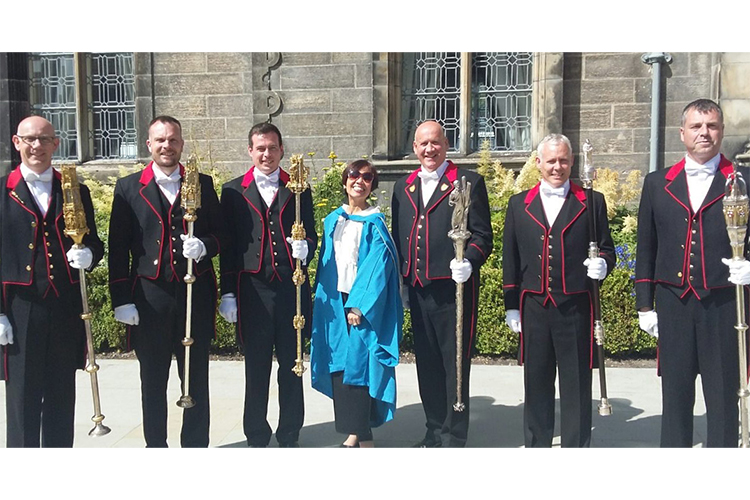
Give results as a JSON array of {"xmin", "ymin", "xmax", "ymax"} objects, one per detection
[
  {"xmin": 521, "ymin": 293, "xmax": 592, "ymax": 448},
  {"xmin": 408, "ymin": 277, "xmax": 477, "ymax": 448},
  {"xmin": 4, "ymin": 285, "xmax": 83, "ymax": 448},
  {"xmin": 657, "ymin": 285, "xmax": 739, "ymax": 447},
  {"xmin": 238, "ymin": 273, "xmax": 304, "ymax": 446},
  {"xmin": 131, "ymin": 276, "xmax": 214, "ymax": 448}
]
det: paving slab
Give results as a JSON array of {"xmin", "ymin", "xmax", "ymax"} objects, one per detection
[{"xmin": 0, "ymin": 359, "xmax": 708, "ymax": 448}]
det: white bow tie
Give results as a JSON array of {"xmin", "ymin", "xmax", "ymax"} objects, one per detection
[
  {"xmin": 156, "ymin": 175, "xmax": 181, "ymax": 186},
  {"xmin": 540, "ymin": 184, "xmax": 566, "ymax": 197},
  {"xmin": 24, "ymin": 170, "xmax": 53, "ymax": 183},
  {"xmin": 417, "ymin": 170, "xmax": 440, "ymax": 182},
  {"xmin": 684, "ymin": 162, "xmax": 716, "ymax": 180},
  {"xmin": 256, "ymin": 170, "xmax": 280, "ymax": 188}
]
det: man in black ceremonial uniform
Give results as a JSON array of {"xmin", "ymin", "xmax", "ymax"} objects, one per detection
[
  {"xmin": 391, "ymin": 120, "xmax": 493, "ymax": 448},
  {"xmin": 219, "ymin": 122, "xmax": 316, "ymax": 448},
  {"xmin": 1, "ymin": 116, "xmax": 103, "ymax": 447},
  {"xmin": 109, "ymin": 115, "xmax": 225, "ymax": 447},
  {"xmin": 503, "ymin": 133, "xmax": 615, "ymax": 447},
  {"xmin": 636, "ymin": 99, "xmax": 750, "ymax": 447}
]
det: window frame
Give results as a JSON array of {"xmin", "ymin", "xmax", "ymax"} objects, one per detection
[
  {"xmin": 29, "ymin": 52, "xmax": 137, "ymax": 164},
  {"xmin": 372, "ymin": 51, "xmax": 563, "ymax": 167}
]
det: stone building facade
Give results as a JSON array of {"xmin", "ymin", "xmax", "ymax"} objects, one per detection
[{"xmin": 1, "ymin": 52, "xmax": 749, "ymax": 198}]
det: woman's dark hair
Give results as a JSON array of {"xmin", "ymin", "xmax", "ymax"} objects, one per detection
[{"xmin": 341, "ymin": 159, "xmax": 379, "ymax": 191}]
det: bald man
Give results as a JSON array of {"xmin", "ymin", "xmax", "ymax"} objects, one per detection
[
  {"xmin": 391, "ymin": 121, "xmax": 493, "ymax": 447},
  {"xmin": 0, "ymin": 116, "xmax": 104, "ymax": 447}
]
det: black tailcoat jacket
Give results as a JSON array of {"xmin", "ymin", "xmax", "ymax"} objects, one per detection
[
  {"xmin": 391, "ymin": 161, "xmax": 493, "ymax": 287},
  {"xmin": 635, "ymin": 155, "xmax": 750, "ymax": 309},
  {"xmin": 108, "ymin": 162, "xmax": 224, "ymax": 347},
  {"xmin": 219, "ymin": 166, "xmax": 317, "ymax": 337},
  {"xmin": 502, "ymin": 182, "xmax": 616, "ymax": 365},
  {"xmin": 0, "ymin": 166, "xmax": 104, "ymax": 380}
]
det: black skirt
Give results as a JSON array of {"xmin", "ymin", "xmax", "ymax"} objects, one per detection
[{"xmin": 331, "ymin": 371, "xmax": 374, "ymax": 440}]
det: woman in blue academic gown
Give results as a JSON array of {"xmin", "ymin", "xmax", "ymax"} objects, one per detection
[{"xmin": 311, "ymin": 160, "xmax": 403, "ymax": 448}]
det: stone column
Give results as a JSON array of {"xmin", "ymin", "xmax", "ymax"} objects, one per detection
[{"xmin": 532, "ymin": 52, "xmax": 564, "ymax": 148}]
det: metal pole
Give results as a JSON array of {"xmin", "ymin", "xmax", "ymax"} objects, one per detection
[{"xmin": 641, "ymin": 52, "xmax": 672, "ymax": 173}]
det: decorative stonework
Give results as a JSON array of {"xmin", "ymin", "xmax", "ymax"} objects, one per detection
[{"xmin": 252, "ymin": 52, "xmax": 283, "ymax": 123}]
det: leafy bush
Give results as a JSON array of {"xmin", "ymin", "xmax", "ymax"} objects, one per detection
[
  {"xmin": 83, "ymin": 167, "xmax": 137, "ymax": 352},
  {"xmin": 599, "ymin": 243, "xmax": 656, "ymax": 357}
]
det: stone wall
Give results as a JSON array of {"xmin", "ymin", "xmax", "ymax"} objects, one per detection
[
  {"xmin": 137, "ymin": 52, "xmax": 375, "ymax": 178},
  {"xmin": 563, "ymin": 52, "xmax": 713, "ymax": 177},
  {"xmin": 1, "ymin": 51, "xmax": 748, "ymax": 185},
  {"xmin": 720, "ymin": 52, "xmax": 750, "ymax": 159},
  {"xmin": 561, "ymin": 52, "xmax": 750, "ymax": 177}
]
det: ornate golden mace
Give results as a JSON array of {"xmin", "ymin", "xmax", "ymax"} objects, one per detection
[
  {"xmin": 288, "ymin": 154, "xmax": 309, "ymax": 377},
  {"xmin": 61, "ymin": 164, "xmax": 111, "ymax": 436},
  {"xmin": 722, "ymin": 164, "xmax": 750, "ymax": 448},
  {"xmin": 448, "ymin": 176, "xmax": 471, "ymax": 412},
  {"xmin": 580, "ymin": 140, "xmax": 612, "ymax": 416},
  {"xmin": 176, "ymin": 155, "xmax": 201, "ymax": 409}
]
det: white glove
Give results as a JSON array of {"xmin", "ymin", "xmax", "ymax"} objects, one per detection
[
  {"xmin": 450, "ymin": 258, "xmax": 472, "ymax": 284},
  {"xmin": 181, "ymin": 234, "xmax": 207, "ymax": 261},
  {"xmin": 286, "ymin": 237, "xmax": 309, "ymax": 264},
  {"xmin": 722, "ymin": 258, "xmax": 750, "ymax": 286},
  {"xmin": 505, "ymin": 309, "xmax": 522, "ymax": 334},
  {"xmin": 66, "ymin": 246, "xmax": 93, "ymax": 270},
  {"xmin": 219, "ymin": 293, "xmax": 238, "ymax": 323},
  {"xmin": 0, "ymin": 314, "xmax": 13, "ymax": 345},
  {"xmin": 583, "ymin": 257, "xmax": 607, "ymax": 281},
  {"xmin": 638, "ymin": 310, "xmax": 659, "ymax": 338},
  {"xmin": 114, "ymin": 303, "xmax": 140, "ymax": 326}
]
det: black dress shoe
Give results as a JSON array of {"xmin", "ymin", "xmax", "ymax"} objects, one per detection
[
  {"xmin": 279, "ymin": 441, "xmax": 299, "ymax": 448},
  {"xmin": 248, "ymin": 443, "xmax": 267, "ymax": 448},
  {"xmin": 412, "ymin": 438, "xmax": 441, "ymax": 448}
]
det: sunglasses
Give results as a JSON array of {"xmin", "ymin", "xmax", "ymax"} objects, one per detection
[{"xmin": 348, "ymin": 170, "xmax": 374, "ymax": 183}]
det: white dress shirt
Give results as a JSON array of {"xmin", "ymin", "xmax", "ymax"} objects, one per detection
[
  {"xmin": 333, "ymin": 205, "xmax": 380, "ymax": 294},
  {"xmin": 539, "ymin": 179, "xmax": 570, "ymax": 227},
  {"xmin": 418, "ymin": 161, "xmax": 449, "ymax": 207},
  {"xmin": 152, "ymin": 165, "xmax": 182, "ymax": 206},
  {"xmin": 684, "ymin": 153, "xmax": 720, "ymax": 213},
  {"xmin": 20, "ymin": 163, "xmax": 53, "ymax": 217},
  {"xmin": 255, "ymin": 168, "xmax": 280, "ymax": 207}
]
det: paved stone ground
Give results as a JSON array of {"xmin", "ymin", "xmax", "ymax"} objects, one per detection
[
  {"xmin": 1, "ymin": 358, "xmax": 744, "ymax": 499},
  {"xmin": 0, "ymin": 359, "xmax": 700, "ymax": 448}
]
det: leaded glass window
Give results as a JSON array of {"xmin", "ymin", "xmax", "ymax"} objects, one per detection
[
  {"xmin": 400, "ymin": 52, "xmax": 533, "ymax": 155},
  {"xmin": 471, "ymin": 52, "xmax": 532, "ymax": 152},
  {"xmin": 29, "ymin": 52, "xmax": 137, "ymax": 161},
  {"xmin": 91, "ymin": 53, "xmax": 137, "ymax": 159},
  {"xmin": 29, "ymin": 52, "xmax": 78, "ymax": 160},
  {"xmin": 401, "ymin": 52, "xmax": 462, "ymax": 153}
]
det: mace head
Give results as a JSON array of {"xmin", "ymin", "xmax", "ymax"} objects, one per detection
[
  {"xmin": 580, "ymin": 139, "xmax": 596, "ymax": 186},
  {"xmin": 288, "ymin": 154, "xmax": 309, "ymax": 193},
  {"xmin": 723, "ymin": 164, "xmax": 749, "ymax": 246},
  {"xmin": 181, "ymin": 154, "xmax": 202, "ymax": 216},
  {"xmin": 61, "ymin": 164, "xmax": 89, "ymax": 245},
  {"xmin": 725, "ymin": 165, "xmax": 749, "ymax": 202}
]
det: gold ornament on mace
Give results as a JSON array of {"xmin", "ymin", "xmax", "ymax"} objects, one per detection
[
  {"xmin": 288, "ymin": 154, "xmax": 309, "ymax": 377},
  {"xmin": 177, "ymin": 154, "xmax": 201, "ymax": 409},
  {"xmin": 61, "ymin": 164, "xmax": 111, "ymax": 437}
]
